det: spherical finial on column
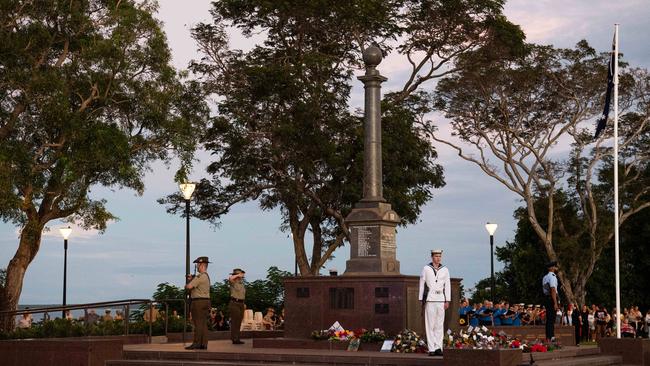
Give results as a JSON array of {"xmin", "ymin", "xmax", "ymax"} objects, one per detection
[{"xmin": 362, "ymin": 45, "xmax": 383, "ymax": 67}]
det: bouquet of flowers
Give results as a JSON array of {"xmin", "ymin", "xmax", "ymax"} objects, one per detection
[
  {"xmin": 445, "ymin": 326, "xmax": 561, "ymax": 352},
  {"xmin": 330, "ymin": 329, "xmax": 356, "ymax": 341},
  {"xmin": 310, "ymin": 329, "xmax": 332, "ymax": 340},
  {"xmin": 520, "ymin": 338, "xmax": 561, "ymax": 353},
  {"xmin": 360, "ymin": 328, "xmax": 387, "ymax": 343},
  {"xmin": 390, "ymin": 329, "xmax": 428, "ymax": 353}
]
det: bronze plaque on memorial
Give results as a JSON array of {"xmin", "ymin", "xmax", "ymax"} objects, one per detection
[{"xmin": 352, "ymin": 225, "xmax": 379, "ymax": 257}]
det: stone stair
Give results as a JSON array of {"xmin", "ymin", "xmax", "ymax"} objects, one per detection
[
  {"xmin": 106, "ymin": 341, "xmax": 625, "ymax": 366},
  {"xmin": 520, "ymin": 346, "xmax": 622, "ymax": 366}
]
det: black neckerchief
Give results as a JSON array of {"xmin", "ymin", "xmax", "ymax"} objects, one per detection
[{"xmin": 428, "ymin": 262, "xmax": 444, "ymax": 275}]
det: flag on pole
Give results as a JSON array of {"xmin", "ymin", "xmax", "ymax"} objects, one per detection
[{"xmin": 594, "ymin": 37, "xmax": 616, "ymax": 139}]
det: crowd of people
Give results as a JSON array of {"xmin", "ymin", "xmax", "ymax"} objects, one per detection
[
  {"xmin": 205, "ymin": 306, "xmax": 285, "ymax": 332},
  {"xmin": 459, "ymin": 299, "xmax": 650, "ymax": 342}
]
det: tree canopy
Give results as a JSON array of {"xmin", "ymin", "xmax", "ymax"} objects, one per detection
[
  {"xmin": 160, "ymin": 0, "xmax": 524, "ymax": 275},
  {"xmin": 0, "ymin": 0, "xmax": 207, "ymax": 330},
  {"xmin": 432, "ymin": 41, "xmax": 650, "ymax": 305}
]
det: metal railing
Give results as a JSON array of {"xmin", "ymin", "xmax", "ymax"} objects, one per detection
[
  {"xmin": 0, "ymin": 298, "xmax": 191, "ymax": 343},
  {"xmin": 157, "ymin": 298, "xmax": 188, "ymax": 344}
]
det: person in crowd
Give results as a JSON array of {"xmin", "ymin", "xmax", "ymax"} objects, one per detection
[
  {"xmin": 115, "ymin": 310, "xmax": 124, "ymax": 321},
  {"xmin": 418, "ymin": 248, "xmax": 451, "ymax": 357},
  {"xmin": 644, "ymin": 310, "xmax": 650, "ymax": 339},
  {"xmin": 588, "ymin": 309, "xmax": 596, "ymax": 341},
  {"xmin": 570, "ymin": 304, "xmax": 581, "ymax": 345},
  {"xmin": 276, "ymin": 308, "xmax": 285, "ymax": 330},
  {"xmin": 542, "ymin": 260, "xmax": 560, "ymax": 341},
  {"xmin": 143, "ymin": 306, "xmax": 160, "ymax": 322},
  {"xmin": 595, "ymin": 305, "xmax": 607, "ymax": 341},
  {"xmin": 17, "ymin": 313, "xmax": 32, "ymax": 329},
  {"xmin": 228, "ymin": 268, "xmax": 246, "ymax": 345},
  {"xmin": 185, "ymin": 256, "xmax": 212, "ymax": 350},
  {"xmin": 493, "ymin": 301, "xmax": 505, "ymax": 326},
  {"xmin": 64, "ymin": 310, "xmax": 74, "ymax": 321},
  {"xmin": 469, "ymin": 302, "xmax": 481, "ymax": 327},
  {"xmin": 629, "ymin": 306, "xmax": 642, "ymax": 336},
  {"xmin": 501, "ymin": 304, "xmax": 516, "ymax": 326},
  {"xmin": 520, "ymin": 304, "xmax": 533, "ymax": 325},
  {"xmin": 580, "ymin": 304, "xmax": 590, "ymax": 343},
  {"xmin": 103, "ymin": 309, "xmax": 113, "ymax": 322},
  {"xmin": 262, "ymin": 307, "xmax": 277, "ymax": 330},
  {"xmin": 86, "ymin": 309, "xmax": 99, "ymax": 325},
  {"xmin": 534, "ymin": 305, "xmax": 544, "ymax": 326},
  {"xmin": 562, "ymin": 304, "xmax": 573, "ymax": 326},
  {"xmin": 209, "ymin": 308, "xmax": 219, "ymax": 330},
  {"xmin": 458, "ymin": 299, "xmax": 472, "ymax": 327},
  {"xmin": 512, "ymin": 304, "xmax": 523, "ymax": 326},
  {"xmin": 621, "ymin": 318, "xmax": 636, "ymax": 338},
  {"xmin": 477, "ymin": 300, "xmax": 493, "ymax": 326},
  {"xmin": 605, "ymin": 307, "xmax": 613, "ymax": 336}
]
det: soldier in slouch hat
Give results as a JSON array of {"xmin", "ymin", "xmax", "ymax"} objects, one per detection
[
  {"xmin": 185, "ymin": 256, "xmax": 211, "ymax": 350},
  {"xmin": 228, "ymin": 268, "xmax": 246, "ymax": 344}
]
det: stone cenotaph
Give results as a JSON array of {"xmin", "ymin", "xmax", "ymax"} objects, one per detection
[{"xmin": 283, "ymin": 46, "xmax": 460, "ymax": 338}]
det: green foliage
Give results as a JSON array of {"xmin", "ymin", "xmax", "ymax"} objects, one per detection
[
  {"xmin": 0, "ymin": 0, "xmax": 207, "ymax": 321},
  {"xmin": 487, "ymin": 184, "xmax": 650, "ymax": 307},
  {"xmin": 434, "ymin": 38, "xmax": 650, "ymax": 305},
  {"xmin": 0, "ymin": 317, "xmax": 190, "ymax": 340},
  {"xmin": 157, "ymin": 0, "xmax": 524, "ymax": 274},
  {"xmin": 151, "ymin": 282, "xmax": 185, "ymax": 316}
]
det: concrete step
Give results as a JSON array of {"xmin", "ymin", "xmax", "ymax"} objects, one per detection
[
  {"xmin": 527, "ymin": 354, "xmax": 622, "ymax": 366},
  {"xmin": 107, "ymin": 361, "xmax": 324, "ymax": 366}
]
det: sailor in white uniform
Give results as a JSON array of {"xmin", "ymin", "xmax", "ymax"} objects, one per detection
[{"xmin": 419, "ymin": 249, "xmax": 451, "ymax": 356}]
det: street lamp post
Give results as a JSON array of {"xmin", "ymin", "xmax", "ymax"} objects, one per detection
[
  {"xmin": 179, "ymin": 183, "xmax": 195, "ymax": 345},
  {"xmin": 485, "ymin": 222, "xmax": 498, "ymax": 303},
  {"xmin": 59, "ymin": 226, "xmax": 72, "ymax": 318},
  {"xmin": 179, "ymin": 183, "xmax": 196, "ymax": 280}
]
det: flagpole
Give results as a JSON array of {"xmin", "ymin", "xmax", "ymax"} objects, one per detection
[{"xmin": 613, "ymin": 23, "xmax": 621, "ymax": 339}]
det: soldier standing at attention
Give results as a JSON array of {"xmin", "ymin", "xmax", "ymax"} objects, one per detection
[
  {"xmin": 419, "ymin": 249, "xmax": 451, "ymax": 357},
  {"xmin": 542, "ymin": 260, "xmax": 560, "ymax": 341},
  {"xmin": 228, "ymin": 268, "xmax": 246, "ymax": 344},
  {"xmin": 185, "ymin": 256, "xmax": 211, "ymax": 350}
]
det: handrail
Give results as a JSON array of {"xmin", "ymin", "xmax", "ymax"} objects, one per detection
[
  {"xmin": 157, "ymin": 298, "xmax": 188, "ymax": 344},
  {"xmin": 0, "ymin": 299, "xmax": 154, "ymax": 342},
  {"xmin": 2, "ymin": 298, "xmax": 192, "ymax": 344},
  {"xmin": 0, "ymin": 299, "xmax": 152, "ymax": 316}
]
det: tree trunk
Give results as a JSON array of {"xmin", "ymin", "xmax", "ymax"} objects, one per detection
[{"xmin": 0, "ymin": 219, "xmax": 44, "ymax": 332}]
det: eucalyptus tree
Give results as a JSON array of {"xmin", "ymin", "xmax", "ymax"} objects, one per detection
[
  {"xmin": 165, "ymin": 0, "xmax": 523, "ymax": 275},
  {"xmin": 0, "ymin": 0, "xmax": 207, "ymax": 330},
  {"xmin": 431, "ymin": 41, "xmax": 650, "ymax": 305}
]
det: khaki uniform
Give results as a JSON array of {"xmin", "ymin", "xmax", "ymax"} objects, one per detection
[
  {"xmin": 229, "ymin": 281, "xmax": 245, "ymax": 342},
  {"xmin": 188, "ymin": 272, "xmax": 211, "ymax": 347}
]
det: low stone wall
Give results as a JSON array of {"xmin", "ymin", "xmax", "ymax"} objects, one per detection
[
  {"xmin": 599, "ymin": 338, "xmax": 650, "ymax": 366},
  {"xmin": 166, "ymin": 330, "xmax": 283, "ymax": 343},
  {"xmin": 0, "ymin": 335, "xmax": 146, "ymax": 366},
  {"xmin": 444, "ymin": 348, "xmax": 522, "ymax": 366}
]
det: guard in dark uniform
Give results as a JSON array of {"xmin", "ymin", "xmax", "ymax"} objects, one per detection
[
  {"xmin": 542, "ymin": 260, "xmax": 560, "ymax": 341},
  {"xmin": 228, "ymin": 268, "xmax": 246, "ymax": 344},
  {"xmin": 185, "ymin": 256, "xmax": 211, "ymax": 350}
]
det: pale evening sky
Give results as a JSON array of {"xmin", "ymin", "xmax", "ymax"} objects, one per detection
[{"xmin": 1, "ymin": 0, "xmax": 649, "ymax": 305}]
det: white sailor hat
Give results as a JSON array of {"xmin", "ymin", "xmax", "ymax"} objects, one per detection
[{"xmin": 430, "ymin": 249, "xmax": 443, "ymax": 255}]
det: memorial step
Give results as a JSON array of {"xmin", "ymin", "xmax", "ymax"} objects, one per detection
[
  {"xmin": 107, "ymin": 361, "xmax": 324, "ymax": 366},
  {"xmin": 529, "ymin": 354, "xmax": 622, "ymax": 366},
  {"xmin": 117, "ymin": 348, "xmax": 442, "ymax": 366}
]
